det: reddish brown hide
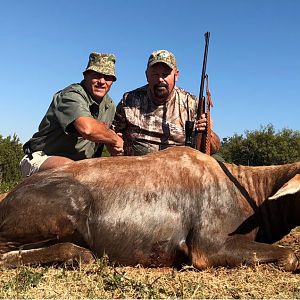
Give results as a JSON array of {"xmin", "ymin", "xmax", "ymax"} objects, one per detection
[{"xmin": 0, "ymin": 147, "xmax": 299, "ymax": 271}]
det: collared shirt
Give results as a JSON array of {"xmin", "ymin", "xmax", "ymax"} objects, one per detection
[
  {"xmin": 113, "ymin": 85, "xmax": 199, "ymax": 156},
  {"xmin": 24, "ymin": 81, "xmax": 116, "ymax": 160}
]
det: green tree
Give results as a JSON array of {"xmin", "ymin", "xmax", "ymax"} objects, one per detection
[
  {"xmin": 0, "ymin": 134, "xmax": 24, "ymax": 192},
  {"xmin": 219, "ymin": 124, "xmax": 300, "ymax": 166}
]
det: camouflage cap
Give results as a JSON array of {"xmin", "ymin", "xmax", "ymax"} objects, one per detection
[
  {"xmin": 147, "ymin": 49, "xmax": 177, "ymax": 70},
  {"xmin": 84, "ymin": 52, "xmax": 117, "ymax": 81}
]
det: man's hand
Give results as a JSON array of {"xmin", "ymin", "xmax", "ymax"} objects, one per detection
[
  {"xmin": 108, "ymin": 133, "xmax": 124, "ymax": 156},
  {"xmin": 195, "ymin": 114, "xmax": 208, "ymax": 132},
  {"xmin": 195, "ymin": 114, "xmax": 220, "ymax": 154}
]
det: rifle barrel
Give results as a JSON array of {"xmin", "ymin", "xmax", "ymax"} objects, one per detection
[{"xmin": 196, "ymin": 31, "xmax": 210, "ymax": 119}]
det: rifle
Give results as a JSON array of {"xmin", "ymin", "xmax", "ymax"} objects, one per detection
[{"xmin": 185, "ymin": 32, "xmax": 212, "ymax": 154}]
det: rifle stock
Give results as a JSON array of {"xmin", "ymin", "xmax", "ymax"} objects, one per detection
[{"xmin": 195, "ymin": 95, "xmax": 206, "ymax": 151}]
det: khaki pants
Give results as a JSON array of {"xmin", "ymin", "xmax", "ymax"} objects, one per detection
[{"xmin": 20, "ymin": 151, "xmax": 50, "ymax": 177}]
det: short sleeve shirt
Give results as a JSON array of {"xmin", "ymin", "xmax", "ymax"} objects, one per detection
[
  {"xmin": 113, "ymin": 85, "xmax": 198, "ymax": 156},
  {"xmin": 24, "ymin": 81, "xmax": 116, "ymax": 160}
]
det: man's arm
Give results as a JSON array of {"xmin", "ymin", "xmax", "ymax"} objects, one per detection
[{"xmin": 74, "ymin": 116, "xmax": 123, "ymax": 152}]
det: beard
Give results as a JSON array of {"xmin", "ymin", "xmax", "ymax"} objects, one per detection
[{"xmin": 153, "ymin": 84, "xmax": 170, "ymax": 99}]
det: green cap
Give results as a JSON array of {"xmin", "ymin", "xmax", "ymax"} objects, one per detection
[
  {"xmin": 84, "ymin": 52, "xmax": 117, "ymax": 81},
  {"xmin": 147, "ymin": 49, "xmax": 177, "ymax": 70}
]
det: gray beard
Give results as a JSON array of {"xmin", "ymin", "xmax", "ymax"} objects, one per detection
[{"xmin": 153, "ymin": 86, "xmax": 169, "ymax": 99}]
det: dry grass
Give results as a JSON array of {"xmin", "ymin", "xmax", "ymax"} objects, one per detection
[{"xmin": 0, "ymin": 230, "xmax": 299, "ymax": 299}]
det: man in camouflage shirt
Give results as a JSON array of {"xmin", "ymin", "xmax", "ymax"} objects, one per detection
[
  {"xmin": 113, "ymin": 49, "xmax": 220, "ymax": 156},
  {"xmin": 20, "ymin": 52, "xmax": 123, "ymax": 177}
]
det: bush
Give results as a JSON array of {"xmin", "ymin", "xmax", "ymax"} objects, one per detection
[
  {"xmin": 0, "ymin": 134, "xmax": 23, "ymax": 192},
  {"xmin": 219, "ymin": 124, "xmax": 300, "ymax": 165}
]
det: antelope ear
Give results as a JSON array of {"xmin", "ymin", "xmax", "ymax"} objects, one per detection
[{"xmin": 269, "ymin": 174, "xmax": 300, "ymax": 200}]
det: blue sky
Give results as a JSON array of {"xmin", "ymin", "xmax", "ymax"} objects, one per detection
[{"xmin": 0, "ymin": 0, "xmax": 299, "ymax": 143}]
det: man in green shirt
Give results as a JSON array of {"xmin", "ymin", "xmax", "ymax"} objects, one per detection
[{"xmin": 20, "ymin": 52, "xmax": 123, "ymax": 177}]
